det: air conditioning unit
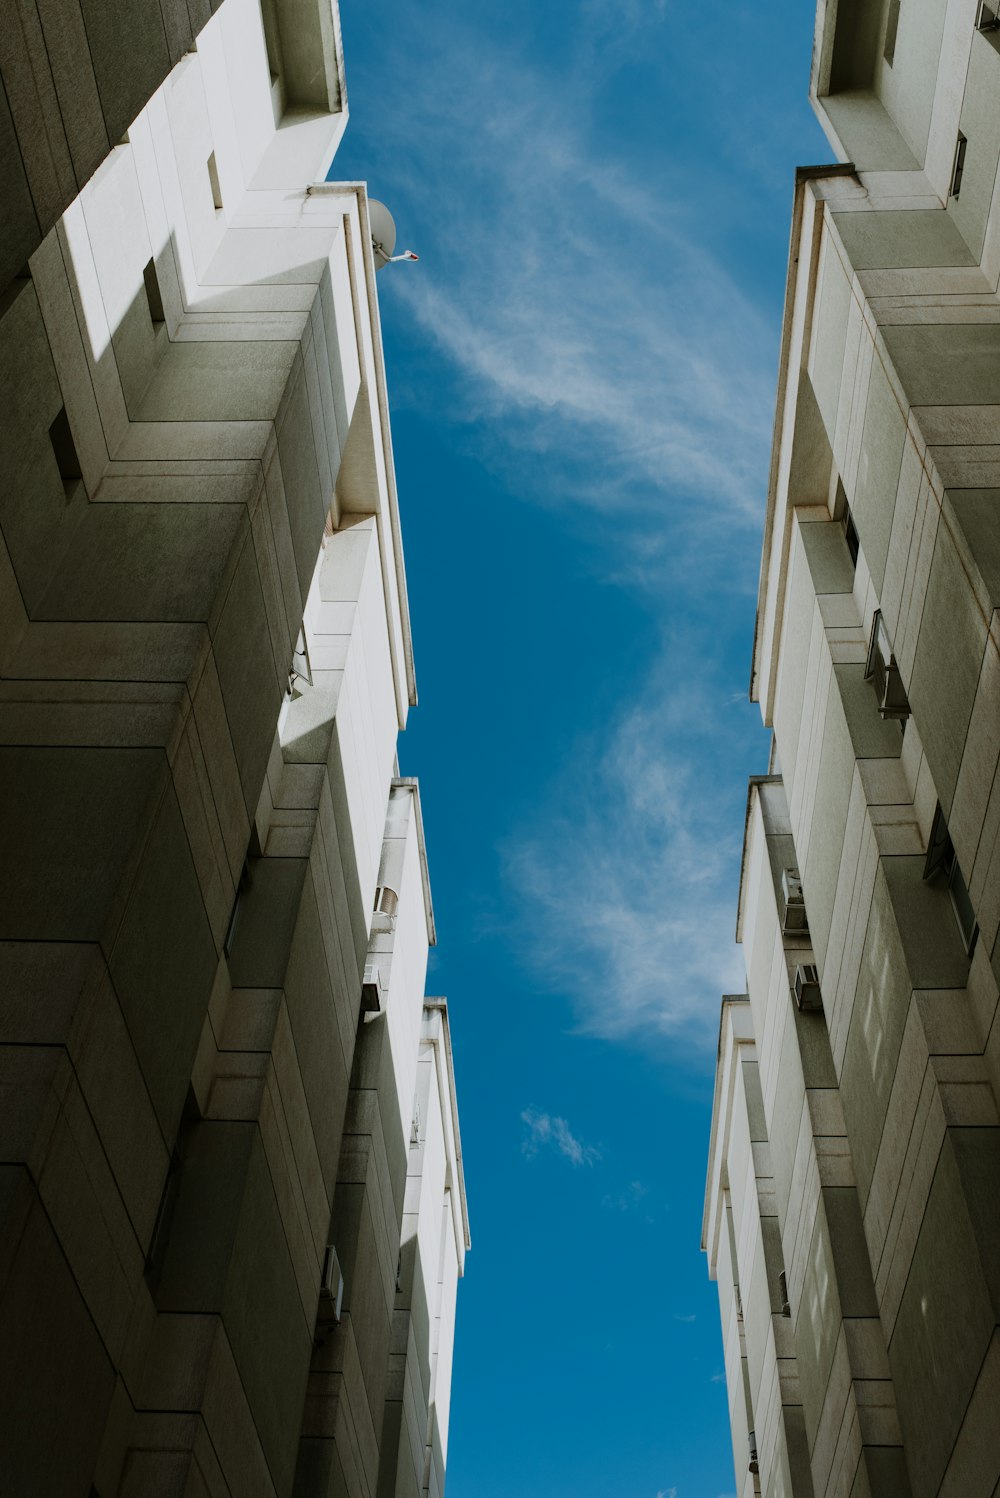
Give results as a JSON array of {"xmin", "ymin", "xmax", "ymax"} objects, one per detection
[
  {"xmin": 781, "ymin": 868, "xmax": 808, "ymax": 934},
  {"xmin": 372, "ymin": 884, "xmax": 399, "ymax": 933},
  {"xmin": 361, "ymin": 960, "xmax": 387, "ymax": 1014},
  {"xmin": 792, "ymin": 963, "xmax": 822, "ymax": 1012},
  {"xmin": 748, "ymin": 1429, "xmax": 759, "ymax": 1476},
  {"xmin": 865, "ymin": 610, "xmax": 909, "ymax": 720},
  {"xmin": 320, "ymin": 1245, "xmax": 344, "ymax": 1322}
]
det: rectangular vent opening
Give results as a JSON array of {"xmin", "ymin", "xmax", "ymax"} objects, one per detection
[
  {"xmin": 884, "ymin": 0, "xmax": 901, "ymax": 63},
  {"xmin": 49, "ymin": 407, "xmax": 82, "ymax": 498},
  {"xmin": 951, "ymin": 132, "xmax": 968, "ymax": 198},
  {"xmin": 143, "ymin": 257, "xmax": 165, "ymax": 326},
  {"xmin": 208, "ymin": 151, "xmax": 224, "ymax": 212},
  {"xmin": 840, "ymin": 496, "xmax": 859, "ymax": 568}
]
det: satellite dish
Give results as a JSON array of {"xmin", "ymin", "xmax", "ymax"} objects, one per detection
[{"xmin": 369, "ymin": 199, "xmax": 419, "ymax": 270}]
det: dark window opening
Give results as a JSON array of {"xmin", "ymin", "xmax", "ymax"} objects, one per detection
[
  {"xmin": 864, "ymin": 609, "xmax": 910, "ymax": 720},
  {"xmin": 977, "ymin": 0, "xmax": 1000, "ymax": 29},
  {"xmin": 208, "ymin": 151, "xmax": 223, "ymax": 212},
  {"xmin": 884, "ymin": 0, "xmax": 901, "ymax": 63},
  {"xmin": 143, "ymin": 257, "xmax": 165, "ymax": 327},
  {"xmin": 49, "ymin": 407, "xmax": 82, "ymax": 498},
  {"xmin": 841, "ymin": 501, "xmax": 859, "ymax": 568},
  {"xmin": 951, "ymin": 132, "xmax": 968, "ymax": 198},
  {"xmin": 925, "ymin": 804, "xmax": 978, "ymax": 955}
]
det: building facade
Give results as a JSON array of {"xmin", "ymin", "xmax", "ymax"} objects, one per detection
[
  {"xmin": 0, "ymin": 2, "xmax": 469, "ymax": 1496},
  {"xmin": 704, "ymin": 2, "xmax": 1000, "ymax": 1495}
]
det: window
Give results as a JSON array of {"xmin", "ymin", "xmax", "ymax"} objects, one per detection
[
  {"xmin": 864, "ymin": 610, "xmax": 910, "ymax": 720},
  {"xmin": 778, "ymin": 1270, "xmax": 791, "ymax": 1317},
  {"xmin": 839, "ymin": 493, "xmax": 860, "ymax": 568},
  {"xmin": 48, "ymin": 407, "xmax": 82, "ymax": 499},
  {"xmin": 925, "ymin": 804, "xmax": 978, "ymax": 955},
  {"xmin": 884, "ymin": 0, "xmax": 901, "ymax": 63},
  {"xmin": 977, "ymin": 0, "xmax": 999, "ymax": 29},
  {"xmin": 143, "ymin": 257, "xmax": 165, "ymax": 327},
  {"xmin": 951, "ymin": 132, "xmax": 968, "ymax": 198},
  {"xmin": 207, "ymin": 151, "xmax": 224, "ymax": 212}
]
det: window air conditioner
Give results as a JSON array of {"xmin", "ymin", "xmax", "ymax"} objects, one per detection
[
  {"xmin": 320, "ymin": 1245, "xmax": 344, "ymax": 1322},
  {"xmin": 864, "ymin": 610, "xmax": 909, "ymax": 720},
  {"xmin": 781, "ymin": 868, "xmax": 808, "ymax": 935},
  {"xmin": 792, "ymin": 963, "xmax": 822, "ymax": 1012},
  {"xmin": 361, "ymin": 960, "xmax": 387, "ymax": 1014},
  {"xmin": 372, "ymin": 884, "xmax": 399, "ymax": 933},
  {"xmin": 748, "ymin": 1430, "xmax": 759, "ymax": 1476}
]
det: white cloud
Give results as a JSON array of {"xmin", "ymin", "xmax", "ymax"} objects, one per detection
[
  {"xmin": 602, "ymin": 1179, "xmax": 651, "ymax": 1213},
  {"xmin": 521, "ymin": 1107, "xmax": 602, "ymax": 1166},
  {"xmin": 656, "ymin": 1487, "xmax": 678, "ymax": 1498},
  {"xmin": 501, "ymin": 642, "xmax": 751, "ymax": 1048},
  {"xmin": 362, "ymin": 9, "xmax": 776, "ymax": 536},
  {"xmin": 672, "ymin": 1313, "xmax": 697, "ymax": 1324},
  {"xmin": 355, "ymin": 7, "xmax": 769, "ymax": 1049}
]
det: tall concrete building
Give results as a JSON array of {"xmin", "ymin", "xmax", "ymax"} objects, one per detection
[
  {"xmin": 704, "ymin": 2, "xmax": 1000, "ymax": 1495},
  {"xmin": 0, "ymin": 2, "xmax": 470, "ymax": 1496}
]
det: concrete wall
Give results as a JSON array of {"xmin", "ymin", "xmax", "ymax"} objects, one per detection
[
  {"xmin": 0, "ymin": 5, "xmax": 468, "ymax": 1495},
  {"xmin": 710, "ymin": 5, "xmax": 1000, "ymax": 1491},
  {"xmin": 0, "ymin": 0, "xmax": 347, "ymax": 296}
]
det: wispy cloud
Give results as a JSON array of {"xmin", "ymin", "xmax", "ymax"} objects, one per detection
[
  {"xmin": 710, "ymin": 1371, "xmax": 727, "ymax": 1384},
  {"xmin": 672, "ymin": 1313, "xmax": 697, "ymax": 1324},
  {"xmin": 352, "ymin": 5, "xmax": 770, "ymax": 1050},
  {"xmin": 361, "ymin": 9, "xmax": 777, "ymax": 536},
  {"xmin": 501, "ymin": 640, "xmax": 751, "ymax": 1048},
  {"xmin": 521, "ymin": 1107, "xmax": 602, "ymax": 1166},
  {"xmin": 656, "ymin": 1487, "xmax": 677, "ymax": 1498},
  {"xmin": 602, "ymin": 1180, "xmax": 651, "ymax": 1213}
]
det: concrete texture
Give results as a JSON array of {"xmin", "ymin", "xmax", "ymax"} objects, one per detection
[
  {"xmin": 0, "ymin": 4, "xmax": 468, "ymax": 1495},
  {"xmin": 707, "ymin": 2, "xmax": 1000, "ymax": 1493}
]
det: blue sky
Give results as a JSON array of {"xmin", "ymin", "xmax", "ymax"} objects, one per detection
[{"xmin": 332, "ymin": 3, "xmax": 829, "ymax": 1494}]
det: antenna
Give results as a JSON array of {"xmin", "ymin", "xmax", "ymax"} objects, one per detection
[{"xmin": 369, "ymin": 199, "xmax": 419, "ymax": 270}]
